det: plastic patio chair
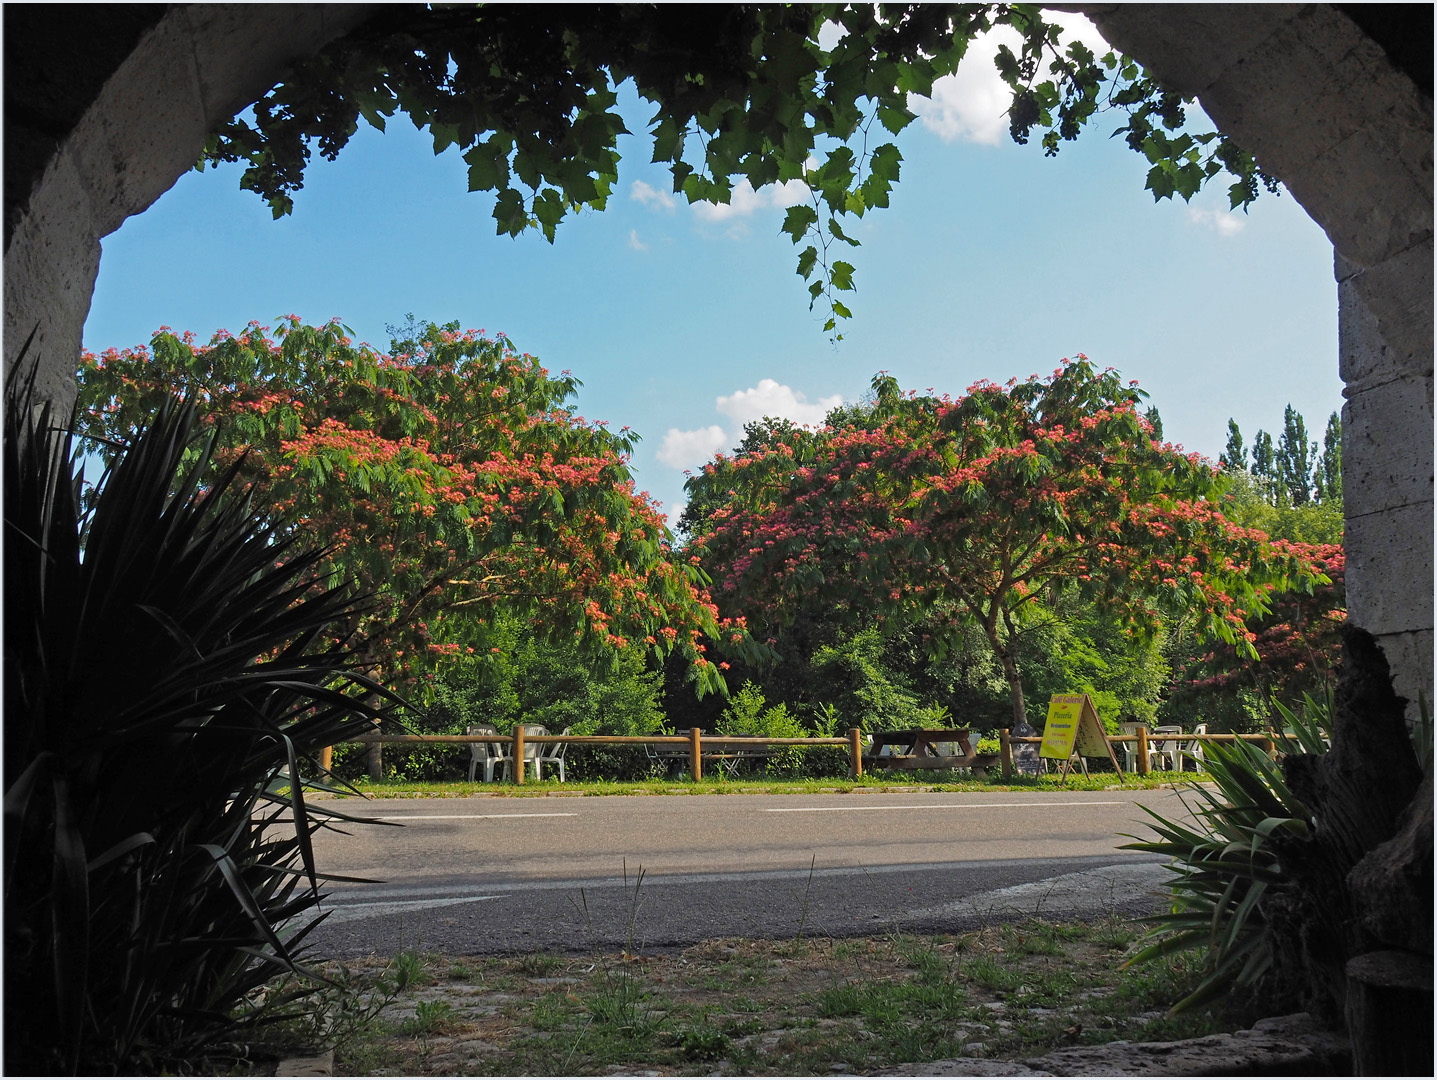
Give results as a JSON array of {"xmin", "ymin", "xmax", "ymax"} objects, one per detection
[
  {"xmin": 466, "ymin": 724, "xmax": 510, "ymax": 782},
  {"xmin": 1153, "ymin": 725, "xmax": 1183, "ymax": 771},
  {"xmin": 1183, "ymin": 723, "xmax": 1208, "ymax": 771},
  {"xmin": 502, "ymin": 724, "xmax": 548, "ymax": 780},
  {"xmin": 1120, "ymin": 722, "xmax": 1146, "ymax": 773},
  {"xmin": 534, "ymin": 726, "xmax": 571, "ymax": 782}
]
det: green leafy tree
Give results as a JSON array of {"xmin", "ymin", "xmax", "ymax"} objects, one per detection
[
  {"xmin": 692, "ymin": 362, "xmax": 1322, "ymax": 729},
  {"xmin": 1250, "ymin": 429, "xmax": 1281, "ymax": 505},
  {"xmin": 1220, "ymin": 418, "xmax": 1246, "ymax": 472},
  {"xmin": 77, "ymin": 317, "xmax": 744, "ymax": 692},
  {"xmin": 1315, "ymin": 410, "xmax": 1342, "ymax": 503},
  {"xmin": 1144, "ymin": 405, "xmax": 1164, "ymax": 443},
  {"xmin": 200, "ymin": 5, "xmax": 1276, "ymax": 339},
  {"xmin": 1276, "ymin": 404, "xmax": 1316, "ymax": 506}
]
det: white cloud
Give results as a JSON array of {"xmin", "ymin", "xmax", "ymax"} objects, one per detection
[
  {"xmin": 692, "ymin": 178, "xmax": 810, "ymax": 223},
  {"xmin": 631, "ymin": 179, "xmax": 676, "ymax": 211},
  {"xmin": 1186, "ymin": 206, "xmax": 1245, "ymax": 236},
  {"xmin": 914, "ymin": 13, "xmax": 1110, "ymax": 146},
  {"xmin": 716, "ymin": 378, "xmax": 843, "ymax": 428},
  {"xmin": 653, "ymin": 379, "xmax": 843, "ymax": 473},
  {"xmin": 664, "ymin": 502, "xmax": 687, "ymax": 534},
  {"xmin": 627, "ymin": 228, "xmax": 648, "ymax": 251},
  {"xmin": 656, "ymin": 424, "xmax": 728, "ymax": 467}
]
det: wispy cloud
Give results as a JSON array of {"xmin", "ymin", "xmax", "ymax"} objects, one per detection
[
  {"xmin": 631, "ymin": 179, "xmax": 677, "ymax": 211},
  {"xmin": 656, "ymin": 424, "xmax": 728, "ymax": 467},
  {"xmin": 914, "ymin": 13, "xmax": 1110, "ymax": 146},
  {"xmin": 654, "ymin": 379, "xmax": 844, "ymax": 472},
  {"xmin": 692, "ymin": 179, "xmax": 810, "ymax": 223},
  {"xmin": 627, "ymin": 228, "xmax": 649, "ymax": 251},
  {"xmin": 1186, "ymin": 205, "xmax": 1245, "ymax": 237},
  {"xmin": 716, "ymin": 378, "xmax": 843, "ymax": 428}
]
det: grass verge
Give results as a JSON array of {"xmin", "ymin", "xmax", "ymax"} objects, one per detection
[
  {"xmin": 240, "ymin": 917, "xmax": 1234, "ymax": 1076},
  {"xmin": 332, "ymin": 771, "xmax": 1206, "ymax": 799}
]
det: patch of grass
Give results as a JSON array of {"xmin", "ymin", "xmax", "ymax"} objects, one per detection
[
  {"xmin": 509, "ymin": 950, "xmax": 561, "ymax": 977},
  {"xmin": 387, "ymin": 950, "xmax": 431, "ymax": 992},
  {"xmin": 327, "ymin": 768, "xmax": 1204, "ymax": 800},
  {"xmin": 399, "ymin": 1000, "xmax": 454, "ymax": 1037},
  {"xmin": 962, "ymin": 953, "xmax": 1025, "ymax": 993},
  {"xmin": 321, "ymin": 919, "xmax": 1234, "ymax": 1076}
]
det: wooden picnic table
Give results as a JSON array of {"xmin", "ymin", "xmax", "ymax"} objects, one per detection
[{"xmin": 863, "ymin": 728, "xmax": 1001, "ymax": 775}]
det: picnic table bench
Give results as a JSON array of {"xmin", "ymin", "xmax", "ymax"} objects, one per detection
[{"xmin": 863, "ymin": 728, "xmax": 1002, "ymax": 777}]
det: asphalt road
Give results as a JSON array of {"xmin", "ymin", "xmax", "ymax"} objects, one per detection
[{"xmin": 303, "ymin": 789, "xmax": 1189, "ymax": 959}]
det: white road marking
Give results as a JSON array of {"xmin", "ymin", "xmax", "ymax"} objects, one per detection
[
  {"xmin": 319, "ymin": 894, "xmax": 502, "ymax": 925},
  {"xmin": 374, "ymin": 813, "xmax": 578, "ymax": 821},
  {"xmin": 764, "ymin": 801, "xmax": 1125, "ymax": 813}
]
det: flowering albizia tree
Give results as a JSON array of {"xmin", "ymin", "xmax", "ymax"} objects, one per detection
[
  {"xmin": 78, "ymin": 316, "xmax": 742, "ymax": 693},
  {"xmin": 691, "ymin": 361, "xmax": 1326, "ymax": 729}
]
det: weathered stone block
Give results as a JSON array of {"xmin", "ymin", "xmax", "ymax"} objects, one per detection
[
  {"xmin": 184, "ymin": 5, "xmax": 371, "ymax": 129},
  {"xmin": 1345, "ymin": 501, "xmax": 1435, "ymax": 635},
  {"xmin": 1338, "ymin": 238, "xmax": 1435, "ymax": 390},
  {"xmin": 875, "ymin": 1013, "xmax": 1350, "ymax": 1076},
  {"xmin": 67, "ymin": 16, "xmax": 209, "ymax": 239},
  {"xmin": 1284, "ymin": 122, "xmax": 1434, "ymax": 266},
  {"xmin": 1076, "ymin": 5, "xmax": 1303, "ymax": 99},
  {"xmin": 1342, "ymin": 375, "xmax": 1434, "ymax": 518},
  {"xmin": 1, "ymin": 149, "xmax": 100, "ymax": 410},
  {"xmin": 1371, "ymin": 628, "xmax": 1435, "ymax": 720}
]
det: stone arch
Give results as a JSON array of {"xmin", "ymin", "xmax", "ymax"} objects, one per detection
[{"xmin": 3, "ymin": 4, "xmax": 1431, "ymax": 707}]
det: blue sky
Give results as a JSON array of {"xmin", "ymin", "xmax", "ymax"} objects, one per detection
[{"xmin": 84, "ymin": 17, "xmax": 1342, "ymax": 529}]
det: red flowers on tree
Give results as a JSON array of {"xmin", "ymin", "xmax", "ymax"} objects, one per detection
[
  {"xmin": 691, "ymin": 361, "xmax": 1327, "ymax": 729},
  {"xmin": 78, "ymin": 317, "xmax": 740, "ymax": 692}
]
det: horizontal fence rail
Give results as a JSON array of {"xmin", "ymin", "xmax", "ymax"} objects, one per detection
[{"xmin": 334, "ymin": 727, "xmax": 1283, "ymax": 783}]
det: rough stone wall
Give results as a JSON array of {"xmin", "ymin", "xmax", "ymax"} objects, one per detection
[
  {"xmin": 1079, "ymin": 3, "xmax": 1434, "ymax": 714},
  {"xmin": 2, "ymin": 4, "xmax": 370, "ymax": 408}
]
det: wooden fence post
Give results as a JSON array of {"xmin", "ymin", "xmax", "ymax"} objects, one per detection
[
  {"xmin": 319, "ymin": 746, "xmax": 332, "ymax": 773},
  {"xmin": 366, "ymin": 718, "xmax": 383, "ymax": 781},
  {"xmin": 689, "ymin": 727, "xmax": 703, "ymax": 782},
  {"xmin": 999, "ymin": 728, "xmax": 1012, "ymax": 781},
  {"xmin": 1137, "ymin": 727, "xmax": 1150, "ymax": 776},
  {"xmin": 849, "ymin": 728, "xmax": 863, "ymax": 778},
  {"xmin": 514, "ymin": 726, "xmax": 525, "ymax": 783}
]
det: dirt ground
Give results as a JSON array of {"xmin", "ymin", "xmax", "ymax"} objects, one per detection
[{"xmin": 297, "ymin": 918, "xmax": 1229, "ymax": 1076}]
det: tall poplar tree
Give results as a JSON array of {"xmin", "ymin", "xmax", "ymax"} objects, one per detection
[
  {"xmin": 1315, "ymin": 411, "xmax": 1343, "ymax": 503},
  {"xmin": 1277, "ymin": 404, "xmax": 1317, "ymax": 506},
  {"xmin": 1251, "ymin": 429, "xmax": 1280, "ymax": 505},
  {"xmin": 1221, "ymin": 419, "xmax": 1246, "ymax": 472}
]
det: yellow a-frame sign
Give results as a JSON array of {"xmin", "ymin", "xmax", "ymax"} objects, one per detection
[{"xmin": 1039, "ymin": 693, "xmax": 1123, "ymax": 779}]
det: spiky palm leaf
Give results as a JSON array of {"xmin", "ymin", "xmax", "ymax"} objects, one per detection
[{"xmin": 5, "ymin": 374, "xmax": 397, "ymax": 1074}]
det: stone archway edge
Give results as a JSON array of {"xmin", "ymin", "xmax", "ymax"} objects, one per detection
[{"xmin": 3, "ymin": 4, "xmax": 372, "ymax": 405}]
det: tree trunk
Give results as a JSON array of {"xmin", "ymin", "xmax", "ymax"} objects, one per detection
[
  {"xmin": 983, "ymin": 624, "xmax": 1028, "ymax": 732},
  {"xmin": 1000, "ymin": 648, "xmax": 1028, "ymax": 732}
]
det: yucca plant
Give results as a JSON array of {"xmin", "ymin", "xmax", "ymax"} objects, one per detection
[
  {"xmin": 1122, "ymin": 682, "xmax": 1432, "ymax": 1016},
  {"xmin": 1121, "ymin": 736, "xmax": 1319, "ymax": 1013},
  {"xmin": 4, "ymin": 368, "xmax": 397, "ymax": 1074}
]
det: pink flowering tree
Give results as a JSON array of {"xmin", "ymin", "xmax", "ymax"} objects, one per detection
[
  {"xmin": 78, "ymin": 317, "xmax": 743, "ymax": 694},
  {"xmin": 691, "ymin": 362, "xmax": 1326, "ymax": 730}
]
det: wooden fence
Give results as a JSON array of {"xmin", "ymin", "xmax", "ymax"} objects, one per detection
[{"xmin": 339, "ymin": 726, "xmax": 1280, "ymax": 783}]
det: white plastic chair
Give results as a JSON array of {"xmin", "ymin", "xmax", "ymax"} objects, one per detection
[
  {"xmin": 1120, "ymin": 722, "xmax": 1146, "ymax": 773},
  {"xmin": 534, "ymin": 726, "xmax": 571, "ymax": 782},
  {"xmin": 1183, "ymin": 724, "xmax": 1208, "ymax": 771},
  {"xmin": 466, "ymin": 724, "xmax": 510, "ymax": 782},
  {"xmin": 503, "ymin": 724, "xmax": 547, "ymax": 780},
  {"xmin": 1153, "ymin": 725, "xmax": 1183, "ymax": 771}
]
